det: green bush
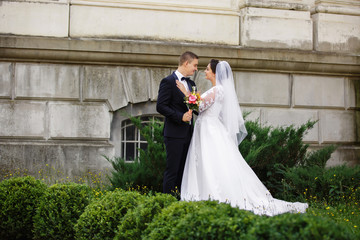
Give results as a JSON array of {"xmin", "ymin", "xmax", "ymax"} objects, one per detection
[
  {"xmin": 143, "ymin": 200, "xmax": 250, "ymax": 240},
  {"xmin": 33, "ymin": 183, "xmax": 94, "ymax": 240},
  {"xmin": 74, "ymin": 189, "xmax": 146, "ymax": 240},
  {"xmin": 107, "ymin": 116, "xmax": 166, "ymax": 192},
  {"xmin": 281, "ymin": 165, "xmax": 360, "ymax": 203},
  {"xmin": 246, "ymin": 212, "xmax": 357, "ymax": 240},
  {"xmin": 239, "ymin": 120, "xmax": 336, "ymax": 197},
  {"xmin": 169, "ymin": 202, "xmax": 259, "ymax": 240},
  {"xmin": 115, "ymin": 193, "xmax": 177, "ymax": 240},
  {"xmin": 0, "ymin": 176, "xmax": 47, "ymax": 240}
]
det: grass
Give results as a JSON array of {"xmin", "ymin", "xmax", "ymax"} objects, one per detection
[{"xmin": 306, "ymin": 194, "xmax": 360, "ymax": 235}]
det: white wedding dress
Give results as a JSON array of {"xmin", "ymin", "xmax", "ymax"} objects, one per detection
[{"xmin": 181, "ymin": 85, "xmax": 308, "ymax": 216}]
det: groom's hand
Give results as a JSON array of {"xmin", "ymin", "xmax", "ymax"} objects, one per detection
[{"xmin": 182, "ymin": 110, "xmax": 193, "ymax": 122}]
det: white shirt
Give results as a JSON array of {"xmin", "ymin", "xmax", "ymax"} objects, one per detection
[{"xmin": 175, "ymin": 70, "xmax": 189, "ymax": 92}]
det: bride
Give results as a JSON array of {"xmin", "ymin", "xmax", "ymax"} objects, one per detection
[{"xmin": 176, "ymin": 59, "xmax": 308, "ymax": 216}]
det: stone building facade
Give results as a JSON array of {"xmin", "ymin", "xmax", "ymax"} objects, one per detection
[{"xmin": 0, "ymin": 0, "xmax": 359, "ymax": 178}]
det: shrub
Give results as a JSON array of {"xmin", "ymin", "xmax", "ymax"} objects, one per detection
[
  {"xmin": 246, "ymin": 212, "xmax": 357, "ymax": 240},
  {"xmin": 239, "ymin": 120, "xmax": 336, "ymax": 197},
  {"xmin": 169, "ymin": 202, "xmax": 259, "ymax": 240},
  {"xmin": 106, "ymin": 156, "xmax": 142, "ymax": 190},
  {"xmin": 0, "ymin": 176, "xmax": 47, "ymax": 240},
  {"xmin": 143, "ymin": 200, "xmax": 250, "ymax": 240},
  {"xmin": 114, "ymin": 193, "xmax": 177, "ymax": 240},
  {"xmin": 107, "ymin": 116, "xmax": 166, "ymax": 192},
  {"xmin": 74, "ymin": 189, "xmax": 146, "ymax": 240},
  {"xmin": 281, "ymin": 165, "xmax": 360, "ymax": 203},
  {"xmin": 33, "ymin": 183, "xmax": 94, "ymax": 240}
]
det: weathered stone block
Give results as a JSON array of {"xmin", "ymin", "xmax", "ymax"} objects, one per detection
[
  {"xmin": 0, "ymin": 63, "xmax": 12, "ymax": 98},
  {"xmin": 346, "ymin": 78, "xmax": 359, "ymax": 109},
  {"xmin": 326, "ymin": 146, "xmax": 360, "ymax": 167},
  {"xmin": 262, "ymin": 108, "xmax": 319, "ymax": 142},
  {"xmin": 70, "ymin": 4, "xmax": 239, "ymax": 44},
  {"xmin": 240, "ymin": 7, "xmax": 312, "ymax": 49},
  {"xmin": 83, "ymin": 66, "xmax": 128, "ymax": 111},
  {"xmin": 0, "ymin": 142, "xmax": 114, "ymax": 179},
  {"xmin": 15, "ymin": 63, "xmax": 80, "ymax": 100},
  {"xmin": 234, "ymin": 72, "xmax": 290, "ymax": 106},
  {"xmin": 0, "ymin": 101, "xmax": 46, "ymax": 138},
  {"xmin": 150, "ymin": 68, "xmax": 172, "ymax": 101},
  {"xmin": 242, "ymin": 107, "xmax": 261, "ymax": 122},
  {"xmin": 44, "ymin": 144, "xmax": 113, "ymax": 176},
  {"xmin": 321, "ymin": 110, "xmax": 356, "ymax": 143},
  {"xmin": 49, "ymin": 103, "xmax": 111, "ymax": 139},
  {"xmin": 293, "ymin": 75, "xmax": 345, "ymax": 108},
  {"xmin": 0, "ymin": 1, "xmax": 69, "ymax": 37},
  {"xmin": 0, "ymin": 144, "xmax": 26, "ymax": 170},
  {"xmin": 313, "ymin": 13, "xmax": 360, "ymax": 54},
  {"xmin": 122, "ymin": 67, "xmax": 151, "ymax": 104}
]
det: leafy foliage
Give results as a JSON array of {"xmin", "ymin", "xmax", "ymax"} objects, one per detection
[
  {"xmin": 143, "ymin": 200, "xmax": 221, "ymax": 240},
  {"xmin": 0, "ymin": 176, "xmax": 47, "ymax": 240},
  {"xmin": 168, "ymin": 202, "xmax": 259, "ymax": 240},
  {"xmin": 107, "ymin": 116, "xmax": 166, "ymax": 192},
  {"xmin": 33, "ymin": 183, "xmax": 94, "ymax": 240},
  {"xmin": 115, "ymin": 193, "xmax": 177, "ymax": 240},
  {"xmin": 246, "ymin": 212, "xmax": 358, "ymax": 240},
  {"xmin": 281, "ymin": 165, "xmax": 360, "ymax": 203},
  {"xmin": 0, "ymin": 173, "xmax": 358, "ymax": 239},
  {"xmin": 239, "ymin": 120, "xmax": 336, "ymax": 197},
  {"xmin": 74, "ymin": 189, "xmax": 146, "ymax": 240}
]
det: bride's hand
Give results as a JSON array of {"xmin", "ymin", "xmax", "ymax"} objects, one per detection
[{"xmin": 176, "ymin": 80, "xmax": 189, "ymax": 96}]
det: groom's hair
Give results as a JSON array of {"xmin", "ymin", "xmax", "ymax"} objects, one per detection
[{"xmin": 179, "ymin": 51, "xmax": 199, "ymax": 66}]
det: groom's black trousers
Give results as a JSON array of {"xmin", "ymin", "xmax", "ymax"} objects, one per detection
[{"xmin": 163, "ymin": 134, "xmax": 192, "ymax": 195}]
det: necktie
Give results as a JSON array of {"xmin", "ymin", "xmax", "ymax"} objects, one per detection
[{"xmin": 180, "ymin": 77, "xmax": 190, "ymax": 92}]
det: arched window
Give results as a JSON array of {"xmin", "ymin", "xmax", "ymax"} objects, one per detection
[{"xmin": 121, "ymin": 115, "xmax": 163, "ymax": 161}]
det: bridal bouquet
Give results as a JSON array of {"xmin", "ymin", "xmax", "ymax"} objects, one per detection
[{"xmin": 184, "ymin": 86, "xmax": 202, "ymax": 112}]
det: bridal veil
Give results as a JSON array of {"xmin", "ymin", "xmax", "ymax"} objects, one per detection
[{"xmin": 216, "ymin": 61, "xmax": 247, "ymax": 146}]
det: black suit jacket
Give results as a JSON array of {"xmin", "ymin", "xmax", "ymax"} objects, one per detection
[{"xmin": 156, "ymin": 72, "xmax": 196, "ymax": 138}]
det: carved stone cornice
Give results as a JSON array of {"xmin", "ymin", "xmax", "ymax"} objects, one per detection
[
  {"xmin": 313, "ymin": 0, "xmax": 360, "ymax": 15},
  {"xmin": 0, "ymin": 35, "xmax": 359, "ymax": 76},
  {"xmin": 238, "ymin": 0, "xmax": 314, "ymax": 11}
]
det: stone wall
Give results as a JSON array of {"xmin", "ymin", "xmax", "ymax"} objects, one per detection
[{"xmin": 0, "ymin": 0, "xmax": 359, "ymax": 179}]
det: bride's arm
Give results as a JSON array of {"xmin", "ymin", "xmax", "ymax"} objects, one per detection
[
  {"xmin": 199, "ymin": 87, "xmax": 217, "ymax": 112},
  {"xmin": 176, "ymin": 80, "xmax": 190, "ymax": 96}
]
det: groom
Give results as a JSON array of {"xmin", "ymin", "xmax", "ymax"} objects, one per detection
[{"xmin": 156, "ymin": 51, "xmax": 199, "ymax": 195}]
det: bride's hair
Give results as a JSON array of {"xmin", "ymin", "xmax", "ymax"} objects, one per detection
[{"xmin": 210, "ymin": 59, "xmax": 219, "ymax": 74}]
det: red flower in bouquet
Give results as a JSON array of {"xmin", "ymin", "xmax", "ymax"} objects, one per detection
[{"xmin": 184, "ymin": 86, "xmax": 202, "ymax": 112}]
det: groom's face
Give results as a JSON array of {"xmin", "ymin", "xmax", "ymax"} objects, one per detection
[{"xmin": 184, "ymin": 59, "xmax": 198, "ymax": 77}]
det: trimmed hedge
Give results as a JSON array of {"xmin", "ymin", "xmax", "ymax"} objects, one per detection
[
  {"xmin": 142, "ymin": 200, "xmax": 358, "ymax": 240},
  {"xmin": 74, "ymin": 189, "xmax": 146, "ymax": 240},
  {"xmin": 115, "ymin": 193, "xmax": 177, "ymax": 240},
  {"xmin": 142, "ymin": 200, "xmax": 258, "ymax": 240},
  {"xmin": 143, "ymin": 200, "xmax": 214, "ymax": 239},
  {"xmin": 246, "ymin": 212, "xmax": 357, "ymax": 240},
  {"xmin": 33, "ymin": 183, "xmax": 94, "ymax": 240},
  {"xmin": 169, "ymin": 201, "xmax": 259, "ymax": 240},
  {"xmin": 0, "ymin": 175, "xmax": 358, "ymax": 239},
  {"xmin": 0, "ymin": 176, "xmax": 47, "ymax": 240}
]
